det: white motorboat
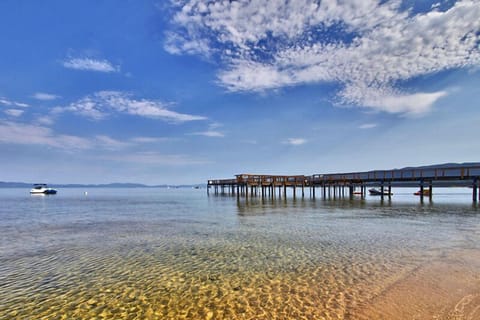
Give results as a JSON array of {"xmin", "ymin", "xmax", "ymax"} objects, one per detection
[{"xmin": 30, "ymin": 184, "xmax": 57, "ymax": 195}]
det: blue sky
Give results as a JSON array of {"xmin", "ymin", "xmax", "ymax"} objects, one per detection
[{"xmin": 0, "ymin": 0, "xmax": 479, "ymax": 184}]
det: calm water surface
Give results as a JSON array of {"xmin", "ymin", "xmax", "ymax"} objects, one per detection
[{"xmin": 0, "ymin": 188, "xmax": 479, "ymax": 319}]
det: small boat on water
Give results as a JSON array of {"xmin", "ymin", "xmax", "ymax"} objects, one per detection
[
  {"xmin": 368, "ymin": 188, "xmax": 392, "ymax": 196},
  {"xmin": 414, "ymin": 189, "xmax": 430, "ymax": 196},
  {"xmin": 30, "ymin": 184, "xmax": 57, "ymax": 195}
]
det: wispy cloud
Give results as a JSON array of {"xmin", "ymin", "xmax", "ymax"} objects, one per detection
[
  {"xmin": 36, "ymin": 116, "xmax": 55, "ymax": 126},
  {"xmin": 4, "ymin": 109, "xmax": 24, "ymax": 117},
  {"xmin": 358, "ymin": 123, "xmax": 377, "ymax": 129},
  {"xmin": 102, "ymin": 151, "xmax": 211, "ymax": 165},
  {"xmin": 0, "ymin": 120, "xmax": 91, "ymax": 150},
  {"xmin": 57, "ymin": 91, "xmax": 207, "ymax": 122},
  {"xmin": 130, "ymin": 136, "xmax": 174, "ymax": 143},
  {"xmin": 63, "ymin": 57, "xmax": 119, "ymax": 72},
  {"xmin": 33, "ymin": 92, "xmax": 60, "ymax": 101},
  {"xmin": 191, "ymin": 122, "xmax": 225, "ymax": 137},
  {"xmin": 284, "ymin": 138, "xmax": 307, "ymax": 146},
  {"xmin": 0, "ymin": 120, "xmax": 170, "ymax": 151},
  {"xmin": 0, "ymin": 97, "xmax": 29, "ymax": 108},
  {"xmin": 191, "ymin": 130, "xmax": 225, "ymax": 137},
  {"xmin": 95, "ymin": 135, "xmax": 131, "ymax": 150},
  {"xmin": 166, "ymin": 0, "xmax": 480, "ymax": 115}
]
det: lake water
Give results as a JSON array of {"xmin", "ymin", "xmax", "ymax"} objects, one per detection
[{"xmin": 0, "ymin": 188, "xmax": 479, "ymax": 319}]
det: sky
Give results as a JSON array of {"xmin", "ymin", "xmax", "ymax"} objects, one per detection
[{"xmin": 0, "ymin": 0, "xmax": 479, "ymax": 185}]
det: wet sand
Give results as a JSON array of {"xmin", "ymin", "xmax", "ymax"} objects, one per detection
[{"xmin": 355, "ymin": 249, "xmax": 480, "ymax": 320}]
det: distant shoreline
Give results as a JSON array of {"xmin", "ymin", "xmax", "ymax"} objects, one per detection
[{"xmin": 0, "ymin": 182, "xmax": 205, "ymax": 189}]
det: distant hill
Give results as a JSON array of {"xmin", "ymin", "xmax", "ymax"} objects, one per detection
[
  {"xmin": 0, "ymin": 181, "xmax": 206, "ymax": 188},
  {"xmin": 399, "ymin": 162, "xmax": 480, "ymax": 170},
  {"xmin": 0, "ymin": 181, "xmax": 32, "ymax": 188}
]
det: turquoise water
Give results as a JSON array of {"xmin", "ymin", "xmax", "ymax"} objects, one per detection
[{"xmin": 0, "ymin": 188, "xmax": 479, "ymax": 319}]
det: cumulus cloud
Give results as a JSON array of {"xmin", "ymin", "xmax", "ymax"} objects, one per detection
[
  {"xmin": 58, "ymin": 91, "xmax": 207, "ymax": 122},
  {"xmin": 63, "ymin": 57, "xmax": 119, "ymax": 72},
  {"xmin": 166, "ymin": 0, "xmax": 480, "ymax": 115}
]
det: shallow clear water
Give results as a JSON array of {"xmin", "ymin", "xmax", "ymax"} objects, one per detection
[{"xmin": 0, "ymin": 188, "xmax": 479, "ymax": 319}]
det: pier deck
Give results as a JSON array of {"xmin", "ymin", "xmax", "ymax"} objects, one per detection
[{"xmin": 207, "ymin": 164, "xmax": 480, "ymax": 202}]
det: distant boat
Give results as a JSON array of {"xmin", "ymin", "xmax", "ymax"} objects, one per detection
[
  {"xmin": 414, "ymin": 189, "xmax": 430, "ymax": 196},
  {"xmin": 30, "ymin": 184, "xmax": 57, "ymax": 195},
  {"xmin": 369, "ymin": 188, "xmax": 392, "ymax": 196}
]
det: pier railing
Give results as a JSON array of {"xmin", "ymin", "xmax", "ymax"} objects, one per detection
[
  {"xmin": 310, "ymin": 165, "xmax": 480, "ymax": 184},
  {"xmin": 234, "ymin": 174, "xmax": 307, "ymax": 186}
]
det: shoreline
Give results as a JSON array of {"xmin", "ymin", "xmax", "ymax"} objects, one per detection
[{"xmin": 355, "ymin": 248, "xmax": 480, "ymax": 319}]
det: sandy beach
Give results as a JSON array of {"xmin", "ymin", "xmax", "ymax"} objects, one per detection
[{"xmin": 355, "ymin": 249, "xmax": 480, "ymax": 320}]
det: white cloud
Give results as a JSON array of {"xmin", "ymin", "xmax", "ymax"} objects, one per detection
[
  {"xmin": 33, "ymin": 92, "xmax": 60, "ymax": 101},
  {"xmin": 95, "ymin": 135, "xmax": 131, "ymax": 150},
  {"xmin": 191, "ymin": 130, "xmax": 224, "ymax": 137},
  {"xmin": 36, "ymin": 116, "xmax": 55, "ymax": 126},
  {"xmin": 60, "ymin": 91, "xmax": 207, "ymax": 122},
  {"xmin": 191, "ymin": 122, "xmax": 225, "ymax": 137},
  {"xmin": 284, "ymin": 138, "xmax": 307, "ymax": 146},
  {"xmin": 166, "ymin": 0, "xmax": 480, "ymax": 115},
  {"xmin": 102, "ymin": 151, "xmax": 211, "ymax": 165},
  {"xmin": 0, "ymin": 121, "xmax": 169, "ymax": 151},
  {"xmin": 63, "ymin": 58, "xmax": 119, "ymax": 72},
  {"xmin": 0, "ymin": 121, "xmax": 91, "ymax": 150},
  {"xmin": 0, "ymin": 97, "xmax": 29, "ymax": 107},
  {"xmin": 358, "ymin": 123, "xmax": 377, "ymax": 129},
  {"xmin": 130, "ymin": 137, "xmax": 173, "ymax": 143},
  {"xmin": 341, "ymin": 85, "xmax": 448, "ymax": 116},
  {"xmin": 4, "ymin": 109, "xmax": 24, "ymax": 117}
]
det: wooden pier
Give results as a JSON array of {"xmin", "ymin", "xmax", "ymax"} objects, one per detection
[{"xmin": 207, "ymin": 164, "xmax": 480, "ymax": 202}]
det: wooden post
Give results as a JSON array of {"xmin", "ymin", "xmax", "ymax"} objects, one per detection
[
  {"xmin": 473, "ymin": 178, "xmax": 478, "ymax": 203},
  {"xmin": 380, "ymin": 182, "xmax": 384, "ymax": 200},
  {"xmin": 388, "ymin": 183, "xmax": 392, "ymax": 199},
  {"xmin": 420, "ymin": 180, "xmax": 424, "ymax": 202},
  {"xmin": 429, "ymin": 182, "xmax": 433, "ymax": 202}
]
